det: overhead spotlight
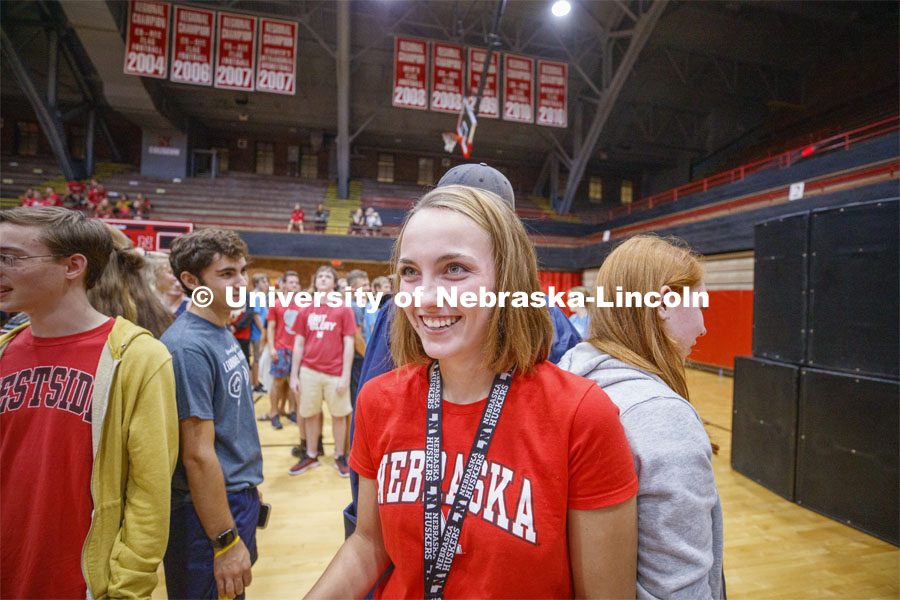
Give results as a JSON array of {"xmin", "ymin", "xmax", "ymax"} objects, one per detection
[{"xmin": 551, "ymin": 0, "xmax": 571, "ymax": 17}]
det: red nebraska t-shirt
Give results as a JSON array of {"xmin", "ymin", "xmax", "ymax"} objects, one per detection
[
  {"xmin": 350, "ymin": 361, "xmax": 639, "ymax": 599},
  {"xmin": 295, "ymin": 305, "xmax": 356, "ymax": 376},
  {"xmin": 268, "ymin": 302, "xmax": 303, "ymax": 351},
  {"xmin": 0, "ymin": 318, "xmax": 115, "ymax": 599},
  {"xmin": 291, "ymin": 209, "xmax": 304, "ymax": 222}
]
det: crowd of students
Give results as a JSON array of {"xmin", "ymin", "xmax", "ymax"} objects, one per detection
[
  {"xmin": 0, "ymin": 163, "xmax": 722, "ymax": 600},
  {"xmin": 19, "ymin": 178, "xmax": 152, "ymax": 220}
]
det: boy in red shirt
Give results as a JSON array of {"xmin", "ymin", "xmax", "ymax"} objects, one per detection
[
  {"xmin": 0, "ymin": 206, "xmax": 178, "ymax": 599},
  {"xmin": 289, "ymin": 265, "xmax": 356, "ymax": 476},
  {"xmin": 265, "ymin": 271, "xmax": 302, "ymax": 429},
  {"xmin": 43, "ymin": 186, "xmax": 62, "ymax": 207},
  {"xmin": 287, "ymin": 204, "xmax": 305, "ymax": 233}
]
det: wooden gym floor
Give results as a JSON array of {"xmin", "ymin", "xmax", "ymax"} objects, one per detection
[{"xmin": 153, "ymin": 368, "xmax": 898, "ymax": 599}]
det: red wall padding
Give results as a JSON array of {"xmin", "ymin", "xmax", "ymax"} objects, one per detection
[
  {"xmin": 534, "ymin": 274, "xmax": 752, "ymax": 368},
  {"xmin": 690, "ymin": 290, "xmax": 754, "ymax": 370},
  {"xmin": 538, "ymin": 271, "xmax": 582, "ymax": 316}
]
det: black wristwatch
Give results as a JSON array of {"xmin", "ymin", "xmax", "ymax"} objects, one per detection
[{"xmin": 211, "ymin": 527, "xmax": 237, "ymax": 551}]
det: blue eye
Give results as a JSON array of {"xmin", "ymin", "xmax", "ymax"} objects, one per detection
[{"xmin": 446, "ymin": 263, "xmax": 468, "ymax": 275}]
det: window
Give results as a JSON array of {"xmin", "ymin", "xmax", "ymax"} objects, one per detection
[
  {"xmin": 377, "ymin": 154, "xmax": 394, "ymax": 183},
  {"xmin": 256, "ymin": 142, "xmax": 274, "ymax": 175},
  {"xmin": 417, "ymin": 158, "xmax": 434, "ymax": 186},
  {"xmin": 589, "ymin": 177, "xmax": 603, "ymax": 203},
  {"xmin": 212, "ymin": 147, "xmax": 229, "ymax": 173},
  {"xmin": 620, "ymin": 180, "xmax": 633, "ymax": 205},
  {"xmin": 301, "ymin": 150, "xmax": 318, "ymax": 179},
  {"xmin": 17, "ymin": 122, "xmax": 39, "ymax": 156}
]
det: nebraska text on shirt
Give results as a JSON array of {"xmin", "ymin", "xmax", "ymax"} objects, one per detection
[{"xmin": 377, "ymin": 449, "xmax": 537, "ymax": 544}]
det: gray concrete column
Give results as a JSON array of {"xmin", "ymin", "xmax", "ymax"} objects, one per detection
[{"xmin": 336, "ymin": 1, "xmax": 350, "ymax": 199}]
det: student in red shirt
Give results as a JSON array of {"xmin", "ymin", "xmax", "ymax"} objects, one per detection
[
  {"xmin": 0, "ymin": 206, "xmax": 178, "ymax": 599},
  {"xmin": 288, "ymin": 265, "xmax": 356, "ymax": 477},
  {"xmin": 19, "ymin": 188, "xmax": 36, "ymax": 206},
  {"xmin": 307, "ymin": 185, "xmax": 639, "ymax": 598},
  {"xmin": 287, "ymin": 203, "xmax": 305, "ymax": 233},
  {"xmin": 64, "ymin": 181, "xmax": 87, "ymax": 209},
  {"xmin": 87, "ymin": 183, "xmax": 107, "ymax": 207},
  {"xmin": 265, "ymin": 271, "xmax": 302, "ymax": 429},
  {"xmin": 43, "ymin": 186, "xmax": 62, "ymax": 207}
]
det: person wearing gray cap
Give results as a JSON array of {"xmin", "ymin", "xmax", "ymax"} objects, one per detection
[
  {"xmin": 340, "ymin": 163, "xmax": 582, "ymax": 541},
  {"xmin": 437, "ymin": 162, "xmax": 516, "ymax": 206}
]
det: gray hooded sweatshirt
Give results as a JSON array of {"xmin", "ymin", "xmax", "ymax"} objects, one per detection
[{"xmin": 559, "ymin": 342, "xmax": 724, "ymax": 600}]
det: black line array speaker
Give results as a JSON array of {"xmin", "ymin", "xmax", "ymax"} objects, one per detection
[
  {"xmin": 806, "ymin": 199, "xmax": 899, "ymax": 379},
  {"xmin": 752, "ymin": 212, "xmax": 810, "ymax": 364},
  {"xmin": 731, "ymin": 356, "xmax": 800, "ymax": 500},
  {"xmin": 795, "ymin": 368, "xmax": 899, "ymax": 545}
]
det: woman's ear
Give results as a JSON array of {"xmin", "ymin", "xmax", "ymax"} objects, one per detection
[{"xmin": 657, "ymin": 284, "xmax": 672, "ymax": 321}]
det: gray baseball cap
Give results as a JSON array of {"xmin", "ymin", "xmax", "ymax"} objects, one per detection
[{"xmin": 436, "ymin": 162, "xmax": 515, "ymax": 208}]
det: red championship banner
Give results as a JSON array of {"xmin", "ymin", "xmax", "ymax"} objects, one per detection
[
  {"xmin": 256, "ymin": 18, "xmax": 297, "ymax": 95},
  {"xmin": 393, "ymin": 37, "xmax": 428, "ymax": 110},
  {"xmin": 466, "ymin": 48, "xmax": 499, "ymax": 119},
  {"xmin": 430, "ymin": 42, "xmax": 464, "ymax": 114},
  {"xmin": 502, "ymin": 53, "xmax": 534, "ymax": 124},
  {"xmin": 123, "ymin": 0, "xmax": 170, "ymax": 79},
  {"xmin": 170, "ymin": 6, "xmax": 214, "ymax": 86},
  {"xmin": 215, "ymin": 12, "xmax": 257, "ymax": 91},
  {"xmin": 536, "ymin": 60, "xmax": 568, "ymax": 128}
]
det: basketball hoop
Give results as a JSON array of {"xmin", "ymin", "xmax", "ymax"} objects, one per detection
[
  {"xmin": 439, "ymin": 99, "xmax": 478, "ymax": 158},
  {"xmin": 442, "ymin": 132, "xmax": 460, "ymax": 154},
  {"xmin": 457, "ymin": 98, "xmax": 477, "ymax": 159}
]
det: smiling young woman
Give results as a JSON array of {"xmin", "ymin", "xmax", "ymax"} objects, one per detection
[{"xmin": 306, "ymin": 185, "xmax": 639, "ymax": 600}]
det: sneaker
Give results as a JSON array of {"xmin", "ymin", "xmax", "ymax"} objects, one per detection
[
  {"xmin": 291, "ymin": 436, "xmax": 324, "ymax": 457},
  {"xmin": 335, "ymin": 455, "xmax": 350, "ymax": 478},
  {"xmin": 253, "ymin": 383, "xmax": 268, "ymax": 394},
  {"xmin": 292, "ymin": 441, "xmax": 305, "ymax": 458},
  {"xmin": 270, "ymin": 414, "xmax": 283, "ymax": 430},
  {"xmin": 286, "ymin": 411, "xmax": 298, "ymax": 424},
  {"xmin": 288, "ymin": 455, "xmax": 319, "ymax": 475}
]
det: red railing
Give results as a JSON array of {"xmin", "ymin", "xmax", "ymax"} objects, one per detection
[{"xmin": 580, "ymin": 115, "xmax": 900, "ymax": 224}]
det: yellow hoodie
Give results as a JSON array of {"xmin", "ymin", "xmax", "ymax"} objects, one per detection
[{"xmin": 0, "ymin": 317, "xmax": 179, "ymax": 600}]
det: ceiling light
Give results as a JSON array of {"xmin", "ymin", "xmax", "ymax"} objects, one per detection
[{"xmin": 551, "ymin": 1, "xmax": 571, "ymax": 17}]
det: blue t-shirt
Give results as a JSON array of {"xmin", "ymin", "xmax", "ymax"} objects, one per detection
[
  {"xmin": 568, "ymin": 313, "xmax": 590, "ymax": 339},
  {"xmin": 161, "ymin": 312, "xmax": 264, "ymax": 499},
  {"xmin": 352, "ymin": 304, "xmax": 366, "ymax": 359},
  {"xmin": 250, "ymin": 304, "xmax": 268, "ymax": 342},
  {"xmin": 362, "ymin": 305, "xmax": 378, "ymax": 344}
]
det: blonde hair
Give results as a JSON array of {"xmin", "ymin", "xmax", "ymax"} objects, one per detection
[
  {"xmin": 142, "ymin": 252, "xmax": 174, "ymax": 296},
  {"xmin": 568, "ymin": 285, "xmax": 590, "ymax": 297},
  {"xmin": 390, "ymin": 185, "xmax": 552, "ymax": 374},
  {"xmin": 587, "ymin": 235, "xmax": 704, "ymax": 400},
  {"xmin": 88, "ymin": 226, "xmax": 174, "ymax": 338}
]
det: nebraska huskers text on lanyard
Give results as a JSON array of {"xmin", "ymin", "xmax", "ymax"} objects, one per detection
[{"xmin": 423, "ymin": 361, "xmax": 514, "ymax": 599}]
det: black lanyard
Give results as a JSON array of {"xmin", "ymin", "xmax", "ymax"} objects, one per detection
[{"xmin": 423, "ymin": 361, "xmax": 514, "ymax": 600}]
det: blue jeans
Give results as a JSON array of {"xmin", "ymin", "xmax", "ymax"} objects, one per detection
[{"xmin": 164, "ymin": 487, "xmax": 260, "ymax": 600}]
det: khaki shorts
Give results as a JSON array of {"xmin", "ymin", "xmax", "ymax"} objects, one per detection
[{"xmin": 299, "ymin": 366, "xmax": 352, "ymax": 418}]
